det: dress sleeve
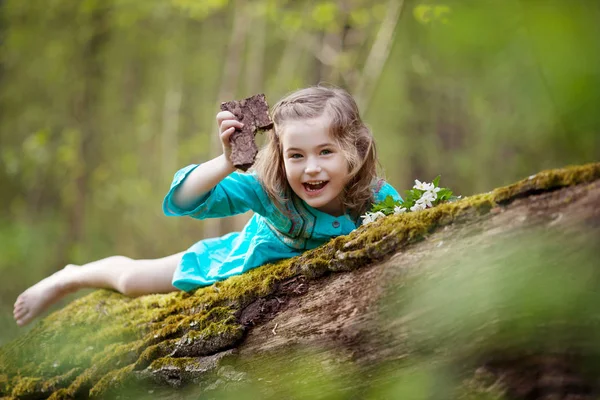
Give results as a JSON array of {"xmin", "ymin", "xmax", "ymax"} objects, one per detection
[
  {"xmin": 373, "ymin": 179, "xmax": 403, "ymax": 203},
  {"xmin": 162, "ymin": 164, "xmax": 268, "ymax": 219}
]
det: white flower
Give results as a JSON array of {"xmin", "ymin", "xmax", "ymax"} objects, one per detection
[
  {"xmin": 361, "ymin": 211, "xmax": 386, "ymax": 225},
  {"xmin": 393, "ymin": 205, "xmax": 406, "ymax": 215},
  {"xmin": 413, "ymin": 179, "xmax": 435, "ymax": 191},
  {"xmin": 361, "ymin": 213, "xmax": 373, "ymax": 225},
  {"xmin": 417, "ymin": 191, "xmax": 437, "ymax": 208},
  {"xmin": 415, "ymin": 198, "xmax": 428, "ymax": 208},
  {"xmin": 373, "ymin": 211, "xmax": 386, "ymax": 221},
  {"xmin": 410, "ymin": 203, "xmax": 426, "ymax": 212}
]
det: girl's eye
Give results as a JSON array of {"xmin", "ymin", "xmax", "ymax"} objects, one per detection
[
  {"xmin": 320, "ymin": 149, "xmax": 332, "ymax": 155},
  {"xmin": 290, "ymin": 153, "xmax": 303, "ymax": 159}
]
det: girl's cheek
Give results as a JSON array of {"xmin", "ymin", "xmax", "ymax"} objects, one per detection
[
  {"xmin": 284, "ymin": 162, "xmax": 301, "ymax": 178},
  {"xmin": 288, "ymin": 162, "xmax": 302, "ymax": 174}
]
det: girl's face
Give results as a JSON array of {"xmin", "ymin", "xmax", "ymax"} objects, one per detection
[{"xmin": 280, "ymin": 116, "xmax": 350, "ymax": 216}]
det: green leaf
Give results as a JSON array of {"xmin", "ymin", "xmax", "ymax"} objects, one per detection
[
  {"xmin": 371, "ymin": 195, "xmax": 402, "ymax": 214},
  {"xmin": 433, "ymin": 175, "xmax": 441, "ymax": 187},
  {"xmin": 438, "ymin": 189, "xmax": 453, "ymax": 201}
]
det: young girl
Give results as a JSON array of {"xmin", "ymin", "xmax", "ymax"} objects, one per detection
[{"xmin": 13, "ymin": 86, "xmax": 401, "ymax": 327}]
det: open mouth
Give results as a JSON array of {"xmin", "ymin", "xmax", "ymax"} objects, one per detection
[{"xmin": 303, "ymin": 180, "xmax": 328, "ymax": 192}]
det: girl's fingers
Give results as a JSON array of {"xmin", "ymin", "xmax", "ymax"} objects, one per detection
[
  {"xmin": 216, "ymin": 111, "xmax": 236, "ymax": 125},
  {"xmin": 219, "ymin": 119, "xmax": 244, "ymax": 134},
  {"xmin": 217, "ymin": 111, "xmax": 244, "ymax": 133},
  {"xmin": 221, "ymin": 127, "xmax": 236, "ymax": 143}
]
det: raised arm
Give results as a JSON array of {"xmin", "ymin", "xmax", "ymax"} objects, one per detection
[{"xmin": 170, "ymin": 111, "xmax": 243, "ymax": 210}]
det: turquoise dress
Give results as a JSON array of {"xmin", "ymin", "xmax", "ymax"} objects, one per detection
[{"xmin": 163, "ymin": 164, "xmax": 401, "ymax": 292}]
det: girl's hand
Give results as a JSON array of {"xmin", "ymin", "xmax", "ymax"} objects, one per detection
[{"xmin": 216, "ymin": 111, "xmax": 244, "ymax": 165}]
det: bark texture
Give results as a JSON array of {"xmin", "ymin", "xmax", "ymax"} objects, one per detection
[{"xmin": 220, "ymin": 93, "xmax": 273, "ymax": 171}]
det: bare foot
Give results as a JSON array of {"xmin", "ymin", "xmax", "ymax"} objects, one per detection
[{"xmin": 13, "ymin": 265, "xmax": 79, "ymax": 326}]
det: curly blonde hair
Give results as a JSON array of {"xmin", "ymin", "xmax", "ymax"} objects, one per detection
[{"xmin": 253, "ymin": 86, "xmax": 379, "ymax": 219}]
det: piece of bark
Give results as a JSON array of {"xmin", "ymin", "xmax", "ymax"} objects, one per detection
[{"xmin": 220, "ymin": 93, "xmax": 273, "ymax": 171}]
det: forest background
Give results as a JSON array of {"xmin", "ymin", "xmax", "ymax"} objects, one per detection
[{"xmin": 0, "ymin": 0, "xmax": 598, "ymax": 344}]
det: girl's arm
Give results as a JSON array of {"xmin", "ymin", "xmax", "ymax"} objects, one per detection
[{"xmin": 170, "ymin": 111, "xmax": 242, "ymax": 210}]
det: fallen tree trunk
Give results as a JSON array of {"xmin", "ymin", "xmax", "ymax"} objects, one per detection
[{"xmin": 1, "ymin": 163, "xmax": 599, "ymax": 399}]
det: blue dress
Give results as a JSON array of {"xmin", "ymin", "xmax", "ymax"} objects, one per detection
[{"xmin": 163, "ymin": 164, "xmax": 401, "ymax": 292}]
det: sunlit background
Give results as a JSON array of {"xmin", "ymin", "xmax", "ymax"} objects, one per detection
[{"xmin": 0, "ymin": 0, "xmax": 598, "ymax": 347}]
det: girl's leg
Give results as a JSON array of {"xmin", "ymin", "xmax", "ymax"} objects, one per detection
[{"xmin": 13, "ymin": 252, "xmax": 184, "ymax": 327}]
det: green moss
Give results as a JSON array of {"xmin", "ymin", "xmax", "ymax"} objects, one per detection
[
  {"xmin": 148, "ymin": 357, "xmax": 203, "ymax": 371},
  {"xmin": 133, "ymin": 339, "xmax": 178, "ymax": 371},
  {"xmin": 492, "ymin": 162, "xmax": 600, "ymax": 204},
  {"xmin": 58, "ymin": 365, "xmax": 99, "ymax": 399},
  {"xmin": 10, "ymin": 368, "xmax": 82, "ymax": 398},
  {"xmin": 11, "ymin": 376, "xmax": 42, "ymax": 397},
  {"xmin": 145, "ymin": 306, "xmax": 236, "ymax": 345},
  {"xmin": 175, "ymin": 322, "xmax": 244, "ymax": 356},
  {"xmin": 42, "ymin": 369, "xmax": 81, "ymax": 392},
  {"xmin": 48, "ymin": 388, "xmax": 73, "ymax": 400},
  {"xmin": 88, "ymin": 365, "xmax": 135, "ymax": 399},
  {"xmin": 90, "ymin": 340, "xmax": 143, "ymax": 366},
  {"xmin": 0, "ymin": 373, "xmax": 9, "ymax": 396},
  {"xmin": 454, "ymin": 368, "xmax": 507, "ymax": 400},
  {"xmin": 47, "ymin": 341, "xmax": 146, "ymax": 398},
  {"xmin": 1, "ymin": 162, "xmax": 598, "ymax": 398}
]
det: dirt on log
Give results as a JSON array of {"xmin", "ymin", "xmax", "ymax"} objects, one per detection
[{"xmin": 1, "ymin": 163, "xmax": 599, "ymax": 400}]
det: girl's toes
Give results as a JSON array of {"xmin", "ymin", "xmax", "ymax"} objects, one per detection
[
  {"xmin": 14, "ymin": 300, "xmax": 25, "ymax": 311},
  {"xmin": 14, "ymin": 307, "xmax": 27, "ymax": 321},
  {"xmin": 16, "ymin": 312, "xmax": 31, "ymax": 327},
  {"xmin": 14, "ymin": 306, "xmax": 26, "ymax": 317},
  {"xmin": 15, "ymin": 293, "xmax": 29, "ymax": 307}
]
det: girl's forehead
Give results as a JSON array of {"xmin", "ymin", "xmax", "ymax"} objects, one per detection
[{"xmin": 279, "ymin": 117, "xmax": 334, "ymax": 149}]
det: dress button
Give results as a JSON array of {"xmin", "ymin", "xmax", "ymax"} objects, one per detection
[{"xmin": 332, "ymin": 220, "xmax": 340, "ymax": 228}]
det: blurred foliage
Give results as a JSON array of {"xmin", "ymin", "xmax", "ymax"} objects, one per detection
[
  {"xmin": 372, "ymin": 227, "xmax": 600, "ymax": 398},
  {"xmin": 385, "ymin": 229, "xmax": 600, "ymax": 358},
  {"xmin": 0, "ymin": 0, "xmax": 599, "ymax": 345}
]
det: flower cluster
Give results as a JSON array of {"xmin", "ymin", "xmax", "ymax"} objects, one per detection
[
  {"xmin": 361, "ymin": 176, "xmax": 457, "ymax": 225},
  {"xmin": 409, "ymin": 179, "xmax": 441, "ymax": 211}
]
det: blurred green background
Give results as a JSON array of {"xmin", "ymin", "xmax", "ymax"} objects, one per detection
[{"xmin": 0, "ymin": 0, "xmax": 598, "ymax": 343}]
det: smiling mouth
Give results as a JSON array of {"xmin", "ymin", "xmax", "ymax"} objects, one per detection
[{"xmin": 303, "ymin": 181, "xmax": 328, "ymax": 192}]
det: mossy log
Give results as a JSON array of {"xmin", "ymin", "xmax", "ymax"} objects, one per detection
[{"xmin": 1, "ymin": 163, "xmax": 599, "ymax": 399}]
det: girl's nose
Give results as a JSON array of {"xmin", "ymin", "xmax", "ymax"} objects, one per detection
[{"xmin": 305, "ymin": 164, "xmax": 322, "ymax": 174}]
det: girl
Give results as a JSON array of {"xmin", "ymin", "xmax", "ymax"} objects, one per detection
[{"xmin": 13, "ymin": 86, "xmax": 401, "ymax": 327}]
